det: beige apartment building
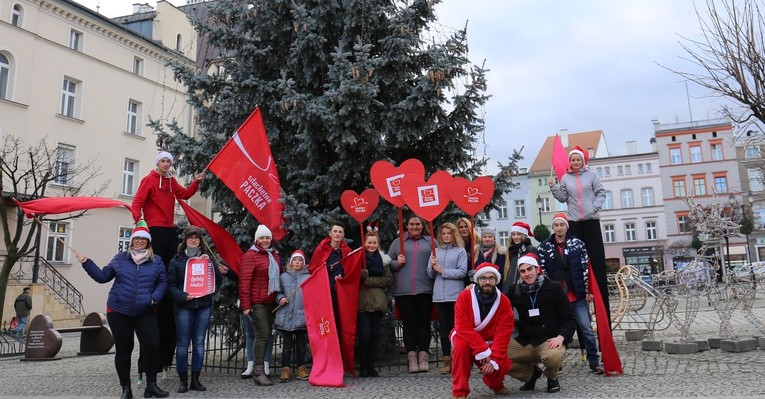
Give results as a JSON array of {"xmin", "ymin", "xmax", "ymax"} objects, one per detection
[{"xmin": 0, "ymin": 0, "xmax": 206, "ymax": 323}]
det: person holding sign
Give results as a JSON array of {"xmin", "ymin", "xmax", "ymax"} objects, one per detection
[{"xmin": 167, "ymin": 226, "xmax": 234, "ymax": 393}]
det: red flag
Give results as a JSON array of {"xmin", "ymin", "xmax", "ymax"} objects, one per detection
[
  {"xmin": 13, "ymin": 197, "xmax": 132, "ymax": 218},
  {"xmin": 302, "ymin": 266, "xmax": 345, "ymax": 387},
  {"xmin": 551, "ymin": 134, "xmax": 569, "ymax": 182},
  {"xmin": 335, "ymin": 248, "xmax": 364, "ymax": 375},
  {"xmin": 207, "ymin": 108, "xmax": 287, "ymax": 240},
  {"xmin": 178, "ymin": 201, "xmax": 243, "ymax": 274},
  {"xmin": 588, "ymin": 265, "xmax": 623, "ymax": 376}
]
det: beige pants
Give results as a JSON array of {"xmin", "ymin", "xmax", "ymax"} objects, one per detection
[{"xmin": 507, "ymin": 338, "xmax": 566, "ymax": 382}]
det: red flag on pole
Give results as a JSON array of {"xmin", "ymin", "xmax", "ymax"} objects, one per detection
[
  {"xmin": 335, "ymin": 248, "xmax": 364, "ymax": 375},
  {"xmin": 178, "ymin": 201, "xmax": 243, "ymax": 274},
  {"xmin": 588, "ymin": 265, "xmax": 623, "ymax": 376},
  {"xmin": 207, "ymin": 107, "xmax": 287, "ymax": 240},
  {"xmin": 13, "ymin": 197, "xmax": 132, "ymax": 218},
  {"xmin": 302, "ymin": 266, "xmax": 345, "ymax": 387},
  {"xmin": 551, "ymin": 134, "xmax": 569, "ymax": 182}
]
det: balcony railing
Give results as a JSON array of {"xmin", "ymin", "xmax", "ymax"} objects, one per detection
[{"xmin": 5, "ymin": 253, "xmax": 85, "ymax": 317}]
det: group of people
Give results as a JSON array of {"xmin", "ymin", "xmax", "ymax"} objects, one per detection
[{"xmin": 73, "ymin": 144, "xmax": 611, "ymax": 399}]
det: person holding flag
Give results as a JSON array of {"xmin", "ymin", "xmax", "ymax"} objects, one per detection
[{"xmin": 357, "ymin": 230, "xmax": 393, "ymax": 377}]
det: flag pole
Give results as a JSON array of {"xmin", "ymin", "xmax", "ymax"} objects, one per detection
[{"xmin": 33, "ymin": 217, "xmax": 78, "ymax": 254}]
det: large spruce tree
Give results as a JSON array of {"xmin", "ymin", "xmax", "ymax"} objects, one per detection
[{"xmin": 154, "ymin": 0, "xmax": 521, "ymax": 253}]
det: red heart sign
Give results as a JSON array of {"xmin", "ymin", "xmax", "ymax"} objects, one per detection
[
  {"xmin": 400, "ymin": 171, "xmax": 453, "ymax": 221},
  {"xmin": 340, "ymin": 189, "xmax": 380, "ymax": 222},
  {"xmin": 448, "ymin": 176, "xmax": 495, "ymax": 216},
  {"xmin": 370, "ymin": 159, "xmax": 425, "ymax": 207}
]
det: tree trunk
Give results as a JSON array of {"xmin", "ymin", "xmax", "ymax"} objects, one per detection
[{"xmin": 0, "ymin": 252, "xmax": 21, "ymax": 323}]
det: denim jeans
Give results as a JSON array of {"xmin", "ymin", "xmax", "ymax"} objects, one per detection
[
  {"xmin": 174, "ymin": 306, "xmax": 212, "ymax": 373},
  {"xmin": 15, "ymin": 315, "xmax": 28, "ymax": 338},
  {"xmin": 241, "ymin": 314, "xmax": 255, "ymax": 362},
  {"xmin": 571, "ymin": 299, "xmax": 599, "ymax": 367}
]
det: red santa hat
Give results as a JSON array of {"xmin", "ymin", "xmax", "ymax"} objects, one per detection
[
  {"xmin": 510, "ymin": 221, "xmax": 533, "ymax": 238},
  {"xmin": 568, "ymin": 145, "xmax": 589, "ymax": 165},
  {"xmin": 517, "ymin": 253, "xmax": 540, "ymax": 268},
  {"xmin": 130, "ymin": 220, "xmax": 152, "ymax": 242},
  {"xmin": 289, "ymin": 250, "xmax": 306, "ymax": 264},
  {"xmin": 473, "ymin": 262, "xmax": 501, "ymax": 283},
  {"xmin": 551, "ymin": 213, "xmax": 569, "ymax": 228}
]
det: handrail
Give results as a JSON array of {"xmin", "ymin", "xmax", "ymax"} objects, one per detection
[{"xmin": 4, "ymin": 253, "xmax": 85, "ymax": 317}]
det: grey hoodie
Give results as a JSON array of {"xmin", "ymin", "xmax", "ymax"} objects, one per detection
[
  {"xmin": 551, "ymin": 166, "xmax": 606, "ymax": 221},
  {"xmin": 427, "ymin": 244, "xmax": 468, "ymax": 303}
]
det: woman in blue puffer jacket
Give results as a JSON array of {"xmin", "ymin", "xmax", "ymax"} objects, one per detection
[{"xmin": 76, "ymin": 221, "xmax": 169, "ymax": 399}]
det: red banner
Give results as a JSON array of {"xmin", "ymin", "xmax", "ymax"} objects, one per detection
[
  {"xmin": 588, "ymin": 265, "xmax": 623, "ymax": 376},
  {"xmin": 335, "ymin": 248, "xmax": 364, "ymax": 375},
  {"xmin": 551, "ymin": 134, "xmax": 569, "ymax": 182},
  {"xmin": 179, "ymin": 201, "xmax": 243, "ymax": 273},
  {"xmin": 207, "ymin": 108, "xmax": 286, "ymax": 240},
  {"xmin": 13, "ymin": 197, "xmax": 132, "ymax": 218},
  {"xmin": 183, "ymin": 257, "xmax": 216, "ymax": 297},
  {"xmin": 302, "ymin": 266, "xmax": 344, "ymax": 387}
]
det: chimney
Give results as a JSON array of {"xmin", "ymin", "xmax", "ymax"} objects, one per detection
[
  {"xmin": 133, "ymin": 3, "xmax": 153, "ymax": 13},
  {"xmin": 650, "ymin": 137, "xmax": 657, "ymax": 152},
  {"xmin": 651, "ymin": 118, "xmax": 660, "ymax": 133},
  {"xmin": 626, "ymin": 141, "xmax": 637, "ymax": 155},
  {"xmin": 560, "ymin": 128, "xmax": 569, "ymax": 147}
]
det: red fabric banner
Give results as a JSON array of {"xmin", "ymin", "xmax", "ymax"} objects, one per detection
[
  {"xmin": 13, "ymin": 197, "xmax": 132, "ymax": 218},
  {"xmin": 335, "ymin": 248, "xmax": 364, "ymax": 375},
  {"xmin": 207, "ymin": 107, "xmax": 287, "ymax": 240},
  {"xmin": 588, "ymin": 265, "xmax": 623, "ymax": 376},
  {"xmin": 551, "ymin": 134, "xmax": 569, "ymax": 182},
  {"xmin": 179, "ymin": 201, "xmax": 243, "ymax": 274},
  {"xmin": 302, "ymin": 266, "xmax": 345, "ymax": 387}
]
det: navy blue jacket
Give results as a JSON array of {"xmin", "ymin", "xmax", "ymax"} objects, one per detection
[
  {"xmin": 82, "ymin": 252, "xmax": 167, "ymax": 317},
  {"xmin": 537, "ymin": 233, "xmax": 589, "ymax": 300}
]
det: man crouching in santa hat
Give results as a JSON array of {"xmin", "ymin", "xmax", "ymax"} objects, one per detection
[{"xmin": 450, "ymin": 262, "xmax": 513, "ymax": 399}]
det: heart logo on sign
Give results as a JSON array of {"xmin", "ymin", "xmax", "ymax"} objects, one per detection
[
  {"xmin": 370, "ymin": 159, "xmax": 425, "ymax": 207},
  {"xmin": 400, "ymin": 171, "xmax": 453, "ymax": 221},
  {"xmin": 340, "ymin": 189, "xmax": 379, "ymax": 222},
  {"xmin": 448, "ymin": 176, "xmax": 495, "ymax": 216}
]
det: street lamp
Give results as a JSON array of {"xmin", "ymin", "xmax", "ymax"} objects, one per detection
[{"xmin": 535, "ymin": 195, "xmax": 543, "ymax": 225}]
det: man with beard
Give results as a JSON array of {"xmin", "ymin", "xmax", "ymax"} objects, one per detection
[
  {"xmin": 450, "ymin": 262, "xmax": 513, "ymax": 399},
  {"xmin": 507, "ymin": 254, "xmax": 576, "ymax": 393}
]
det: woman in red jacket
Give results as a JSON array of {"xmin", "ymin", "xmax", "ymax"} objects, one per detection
[{"xmin": 238, "ymin": 224, "xmax": 282, "ymax": 386}]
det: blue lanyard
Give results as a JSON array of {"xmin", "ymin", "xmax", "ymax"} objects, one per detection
[{"xmin": 530, "ymin": 293, "xmax": 538, "ymax": 309}]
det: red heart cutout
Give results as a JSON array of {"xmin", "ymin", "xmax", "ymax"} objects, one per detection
[
  {"xmin": 400, "ymin": 171, "xmax": 453, "ymax": 221},
  {"xmin": 370, "ymin": 159, "xmax": 425, "ymax": 207},
  {"xmin": 448, "ymin": 176, "xmax": 495, "ymax": 216},
  {"xmin": 341, "ymin": 189, "xmax": 380, "ymax": 222}
]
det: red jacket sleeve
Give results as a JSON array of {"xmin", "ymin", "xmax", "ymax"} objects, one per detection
[
  {"xmin": 131, "ymin": 175, "xmax": 152, "ymax": 222},
  {"xmin": 238, "ymin": 251, "xmax": 255, "ymax": 310},
  {"xmin": 172, "ymin": 177, "xmax": 200, "ymax": 200},
  {"xmin": 453, "ymin": 290, "xmax": 491, "ymax": 359}
]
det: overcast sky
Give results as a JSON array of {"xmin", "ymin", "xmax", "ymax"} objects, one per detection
[{"xmin": 74, "ymin": 0, "xmax": 728, "ymax": 170}]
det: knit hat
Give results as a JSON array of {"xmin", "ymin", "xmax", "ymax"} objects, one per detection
[
  {"xmin": 154, "ymin": 151, "xmax": 174, "ymax": 166},
  {"xmin": 511, "ymin": 221, "xmax": 533, "ymax": 238},
  {"xmin": 474, "ymin": 262, "xmax": 501, "ymax": 283},
  {"xmin": 254, "ymin": 224, "xmax": 272, "ymax": 239},
  {"xmin": 183, "ymin": 225, "xmax": 204, "ymax": 239},
  {"xmin": 480, "ymin": 226, "xmax": 496, "ymax": 239},
  {"xmin": 290, "ymin": 250, "xmax": 306, "ymax": 265},
  {"xmin": 568, "ymin": 145, "xmax": 589, "ymax": 165},
  {"xmin": 130, "ymin": 220, "xmax": 152, "ymax": 242},
  {"xmin": 551, "ymin": 213, "xmax": 569, "ymax": 228},
  {"xmin": 518, "ymin": 253, "xmax": 540, "ymax": 268}
]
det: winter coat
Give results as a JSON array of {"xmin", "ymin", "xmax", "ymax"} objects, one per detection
[
  {"xmin": 14, "ymin": 292, "xmax": 32, "ymax": 317},
  {"xmin": 131, "ymin": 169, "xmax": 200, "ymax": 227},
  {"xmin": 551, "ymin": 167, "xmax": 606, "ymax": 222},
  {"xmin": 82, "ymin": 252, "xmax": 167, "ymax": 317},
  {"xmin": 501, "ymin": 239, "xmax": 537, "ymax": 294},
  {"xmin": 451, "ymin": 286, "xmax": 513, "ymax": 367},
  {"xmin": 167, "ymin": 252, "xmax": 235, "ymax": 310},
  {"xmin": 387, "ymin": 233, "xmax": 435, "ymax": 296},
  {"xmin": 427, "ymin": 244, "xmax": 468, "ymax": 303},
  {"xmin": 238, "ymin": 248, "xmax": 283, "ymax": 310},
  {"xmin": 508, "ymin": 277, "xmax": 577, "ymax": 346},
  {"xmin": 359, "ymin": 251, "xmax": 393, "ymax": 313},
  {"xmin": 274, "ymin": 268, "xmax": 311, "ymax": 331},
  {"xmin": 473, "ymin": 244, "xmax": 507, "ymax": 269},
  {"xmin": 309, "ymin": 237, "xmax": 351, "ymax": 295},
  {"xmin": 537, "ymin": 234, "xmax": 589, "ymax": 300}
]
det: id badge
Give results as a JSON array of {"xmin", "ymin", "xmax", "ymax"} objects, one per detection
[{"xmin": 529, "ymin": 308, "xmax": 540, "ymax": 317}]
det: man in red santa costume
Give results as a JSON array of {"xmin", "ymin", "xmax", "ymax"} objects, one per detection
[{"xmin": 450, "ymin": 262, "xmax": 513, "ymax": 399}]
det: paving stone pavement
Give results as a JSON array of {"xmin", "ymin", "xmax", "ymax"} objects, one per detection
[{"xmin": 2, "ymin": 293, "xmax": 765, "ymax": 398}]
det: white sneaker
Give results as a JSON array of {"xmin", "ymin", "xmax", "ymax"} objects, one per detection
[
  {"xmin": 241, "ymin": 361, "xmax": 254, "ymax": 379},
  {"xmin": 264, "ymin": 361, "xmax": 270, "ymax": 376}
]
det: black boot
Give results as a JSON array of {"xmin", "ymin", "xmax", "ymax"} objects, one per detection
[
  {"xmin": 121, "ymin": 385, "xmax": 133, "ymax": 399},
  {"xmin": 143, "ymin": 382, "xmax": 169, "ymax": 398},
  {"xmin": 190, "ymin": 371, "xmax": 207, "ymax": 391},
  {"xmin": 177, "ymin": 372, "xmax": 188, "ymax": 393}
]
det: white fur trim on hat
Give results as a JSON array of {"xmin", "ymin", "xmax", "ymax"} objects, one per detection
[
  {"xmin": 290, "ymin": 250, "xmax": 306, "ymax": 264},
  {"xmin": 510, "ymin": 222, "xmax": 532, "ymax": 237},
  {"xmin": 517, "ymin": 255, "xmax": 539, "ymax": 268},
  {"xmin": 154, "ymin": 151, "xmax": 174, "ymax": 166},
  {"xmin": 254, "ymin": 224, "xmax": 272, "ymax": 239},
  {"xmin": 568, "ymin": 148, "xmax": 585, "ymax": 162},
  {"xmin": 130, "ymin": 230, "xmax": 152, "ymax": 241},
  {"xmin": 551, "ymin": 213, "xmax": 569, "ymax": 228},
  {"xmin": 473, "ymin": 262, "xmax": 501, "ymax": 283}
]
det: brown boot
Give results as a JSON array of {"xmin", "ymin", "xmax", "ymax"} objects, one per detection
[
  {"xmin": 439, "ymin": 356, "xmax": 451, "ymax": 374},
  {"xmin": 418, "ymin": 351, "xmax": 429, "ymax": 372},
  {"xmin": 296, "ymin": 365, "xmax": 309, "ymax": 380},
  {"xmin": 407, "ymin": 351, "xmax": 418, "ymax": 373},
  {"xmin": 252, "ymin": 365, "xmax": 273, "ymax": 386},
  {"xmin": 279, "ymin": 366, "xmax": 291, "ymax": 383}
]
